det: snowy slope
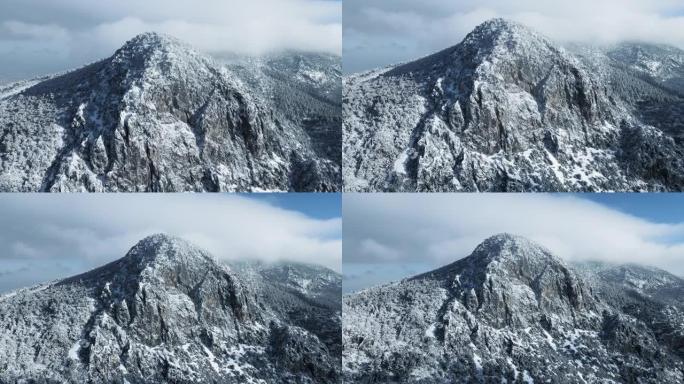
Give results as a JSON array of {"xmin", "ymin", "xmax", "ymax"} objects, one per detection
[
  {"xmin": 0, "ymin": 33, "xmax": 341, "ymax": 192},
  {"xmin": 230, "ymin": 260, "xmax": 342, "ymax": 360},
  {"xmin": 343, "ymin": 234, "xmax": 684, "ymax": 383},
  {"xmin": 343, "ymin": 18, "xmax": 684, "ymax": 192},
  {"xmin": 224, "ymin": 52, "xmax": 342, "ymax": 173},
  {"xmin": 0, "ymin": 234, "xmax": 341, "ymax": 383}
]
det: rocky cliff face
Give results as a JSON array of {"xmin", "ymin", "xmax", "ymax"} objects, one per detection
[
  {"xmin": 0, "ymin": 33, "xmax": 341, "ymax": 192},
  {"xmin": 230, "ymin": 260, "xmax": 342, "ymax": 362},
  {"xmin": 605, "ymin": 43, "xmax": 684, "ymax": 94},
  {"xmin": 224, "ymin": 51, "xmax": 342, "ymax": 186},
  {"xmin": 343, "ymin": 234, "xmax": 684, "ymax": 383},
  {"xmin": 343, "ymin": 18, "xmax": 684, "ymax": 192},
  {"xmin": 0, "ymin": 234, "xmax": 341, "ymax": 383}
]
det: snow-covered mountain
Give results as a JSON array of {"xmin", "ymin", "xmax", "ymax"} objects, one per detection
[
  {"xmin": 343, "ymin": 18, "xmax": 684, "ymax": 192},
  {"xmin": 231, "ymin": 260, "xmax": 342, "ymax": 307},
  {"xmin": 605, "ymin": 43, "xmax": 684, "ymax": 93},
  {"xmin": 0, "ymin": 33, "xmax": 341, "ymax": 192},
  {"xmin": 343, "ymin": 234, "xmax": 684, "ymax": 383},
  {"xmin": 230, "ymin": 260, "xmax": 342, "ymax": 361},
  {"xmin": 0, "ymin": 234, "xmax": 342, "ymax": 383},
  {"xmin": 224, "ymin": 51, "xmax": 342, "ymax": 173}
]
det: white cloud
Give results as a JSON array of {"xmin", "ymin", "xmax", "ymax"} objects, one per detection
[
  {"xmin": 2, "ymin": 21, "xmax": 69, "ymax": 40},
  {"xmin": 0, "ymin": 0, "xmax": 341, "ymax": 82},
  {"xmin": 344, "ymin": 0, "xmax": 684, "ymax": 72},
  {"xmin": 0, "ymin": 194, "xmax": 341, "ymax": 292},
  {"xmin": 343, "ymin": 194, "xmax": 684, "ymax": 278},
  {"xmin": 359, "ymin": 238, "xmax": 398, "ymax": 261},
  {"xmin": 78, "ymin": 2, "xmax": 342, "ymax": 56}
]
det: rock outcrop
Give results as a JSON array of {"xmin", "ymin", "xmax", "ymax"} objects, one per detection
[
  {"xmin": 343, "ymin": 234, "xmax": 684, "ymax": 383},
  {"xmin": 343, "ymin": 19, "xmax": 684, "ymax": 192},
  {"xmin": 0, "ymin": 234, "xmax": 342, "ymax": 383},
  {"xmin": 0, "ymin": 33, "xmax": 341, "ymax": 192}
]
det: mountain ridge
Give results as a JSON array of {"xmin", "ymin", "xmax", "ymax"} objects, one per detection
[
  {"xmin": 0, "ymin": 32, "xmax": 341, "ymax": 192},
  {"xmin": 343, "ymin": 18, "xmax": 684, "ymax": 192},
  {"xmin": 0, "ymin": 234, "xmax": 342, "ymax": 383},
  {"xmin": 343, "ymin": 234, "xmax": 684, "ymax": 383}
]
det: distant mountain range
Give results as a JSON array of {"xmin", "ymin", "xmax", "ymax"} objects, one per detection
[
  {"xmin": 343, "ymin": 18, "xmax": 684, "ymax": 192},
  {"xmin": 0, "ymin": 234, "xmax": 342, "ymax": 383},
  {"xmin": 0, "ymin": 33, "xmax": 341, "ymax": 192},
  {"xmin": 343, "ymin": 234, "xmax": 684, "ymax": 383}
]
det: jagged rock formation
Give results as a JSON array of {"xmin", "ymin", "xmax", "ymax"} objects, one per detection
[
  {"xmin": 230, "ymin": 260, "xmax": 342, "ymax": 362},
  {"xmin": 604, "ymin": 43, "xmax": 684, "ymax": 94},
  {"xmin": 224, "ymin": 51, "xmax": 342, "ymax": 188},
  {"xmin": 0, "ymin": 234, "xmax": 342, "ymax": 383},
  {"xmin": 343, "ymin": 234, "xmax": 684, "ymax": 383},
  {"xmin": 343, "ymin": 18, "xmax": 684, "ymax": 192},
  {"xmin": 0, "ymin": 33, "xmax": 341, "ymax": 192}
]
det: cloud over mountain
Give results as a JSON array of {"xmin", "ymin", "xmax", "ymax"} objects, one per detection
[
  {"xmin": 344, "ymin": 0, "xmax": 684, "ymax": 72},
  {"xmin": 343, "ymin": 194, "xmax": 684, "ymax": 284},
  {"xmin": 0, "ymin": 0, "xmax": 341, "ymax": 83},
  {"xmin": 0, "ymin": 194, "xmax": 341, "ymax": 292}
]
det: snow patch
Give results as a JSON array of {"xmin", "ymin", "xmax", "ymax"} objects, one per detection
[
  {"xmin": 68, "ymin": 342, "xmax": 81, "ymax": 361},
  {"xmin": 543, "ymin": 329, "xmax": 557, "ymax": 350},
  {"xmin": 393, "ymin": 151, "xmax": 409, "ymax": 175},
  {"xmin": 425, "ymin": 323, "xmax": 438, "ymax": 339},
  {"xmin": 473, "ymin": 353, "xmax": 483, "ymax": 377},
  {"xmin": 522, "ymin": 370, "xmax": 534, "ymax": 384}
]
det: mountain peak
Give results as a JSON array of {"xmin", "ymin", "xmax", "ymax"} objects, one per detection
[
  {"xmin": 122, "ymin": 233, "xmax": 216, "ymax": 269},
  {"xmin": 480, "ymin": 232, "xmax": 527, "ymax": 243},
  {"xmin": 458, "ymin": 234, "xmax": 578, "ymax": 288},
  {"xmin": 470, "ymin": 233, "xmax": 555, "ymax": 262},
  {"xmin": 420, "ymin": 234, "xmax": 564, "ymax": 282},
  {"xmin": 471, "ymin": 18, "xmax": 534, "ymax": 37},
  {"xmin": 122, "ymin": 31, "xmax": 184, "ymax": 50},
  {"xmin": 131, "ymin": 232, "xmax": 187, "ymax": 247},
  {"xmin": 474, "ymin": 18, "xmax": 524, "ymax": 32},
  {"xmin": 111, "ymin": 32, "xmax": 195, "ymax": 66},
  {"xmin": 0, "ymin": 236, "xmax": 342, "ymax": 382},
  {"xmin": 463, "ymin": 17, "xmax": 546, "ymax": 48}
]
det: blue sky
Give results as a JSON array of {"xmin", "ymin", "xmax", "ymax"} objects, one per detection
[
  {"xmin": 0, "ymin": 194, "xmax": 341, "ymax": 293},
  {"xmin": 343, "ymin": 194, "xmax": 684, "ymax": 293},
  {"xmin": 582, "ymin": 194, "xmax": 684, "ymax": 224},
  {"xmin": 246, "ymin": 193, "xmax": 341, "ymax": 220}
]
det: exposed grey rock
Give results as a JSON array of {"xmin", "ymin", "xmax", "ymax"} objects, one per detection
[
  {"xmin": 0, "ymin": 234, "xmax": 341, "ymax": 383},
  {"xmin": 0, "ymin": 33, "xmax": 341, "ymax": 192},
  {"xmin": 343, "ymin": 18, "xmax": 684, "ymax": 192},
  {"xmin": 605, "ymin": 43, "xmax": 684, "ymax": 94},
  {"xmin": 229, "ymin": 260, "xmax": 342, "ymax": 360},
  {"xmin": 576, "ymin": 262, "xmax": 684, "ymax": 362},
  {"xmin": 343, "ymin": 234, "xmax": 684, "ymax": 383}
]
